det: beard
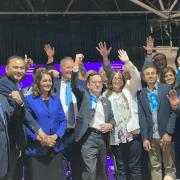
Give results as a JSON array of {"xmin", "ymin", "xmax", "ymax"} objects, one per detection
[{"xmin": 7, "ymin": 73, "xmax": 24, "ymax": 83}]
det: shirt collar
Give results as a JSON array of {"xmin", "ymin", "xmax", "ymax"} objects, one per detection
[{"xmin": 147, "ymin": 82, "xmax": 158, "ymax": 92}]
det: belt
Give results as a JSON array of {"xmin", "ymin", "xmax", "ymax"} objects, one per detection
[{"xmin": 88, "ymin": 127, "xmax": 103, "ymax": 135}]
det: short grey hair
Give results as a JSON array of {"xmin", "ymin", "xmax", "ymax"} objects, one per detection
[{"xmin": 59, "ymin": 56, "xmax": 74, "ymax": 67}]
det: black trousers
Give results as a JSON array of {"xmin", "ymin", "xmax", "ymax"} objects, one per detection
[
  {"xmin": 0, "ymin": 175, "xmax": 8, "ymax": 180},
  {"xmin": 111, "ymin": 136, "xmax": 142, "ymax": 180},
  {"xmin": 63, "ymin": 130, "xmax": 83, "ymax": 180}
]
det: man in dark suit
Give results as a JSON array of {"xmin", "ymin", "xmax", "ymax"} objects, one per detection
[
  {"xmin": 71, "ymin": 58, "xmax": 116, "ymax": 180},
  {"xmin": 0, "ymin": 93, "xmax": 28, "ymax": 180},
  {"xmin": 0, "ymin": 56, "xmax": 49, "ymax": 180},
  {"xmin": 138, "ymin": 63, "xmax": 176, "ymax": 180},
  {"xmin": 0, "ymin": 94, "xmax": 14, "ymax": 180}
]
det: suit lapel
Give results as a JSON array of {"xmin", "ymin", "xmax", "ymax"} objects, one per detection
[
  {"xmin": 0, "ymin": 103, "xmax": 6, "ymax": 126},
  {"xmin": 84, "ymin": 91, "xmax": 95, "ymax": 120},
  {"xmin": 157, "ymin": 83, "xmax": 162, "ymax": 110},
  {"xmin": 100, "ymin": 97, "xmax": 108, "ymax": 122},
  {"xmin": 142, "ymin": 88, "xmax": 151, "ymax": 113}
]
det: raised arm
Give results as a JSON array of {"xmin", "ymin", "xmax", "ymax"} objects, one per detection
[
  {"xmin": 142, "ymin": 36, "xmax": 154, "ymax": 71},
  {"xmin": 44, "ymin": 43, "xmax": 55, "ymax": 65},
  {"xmin": 96, "ymin": 41, "xmax": 113, "ymax": 80},
  {"xmin": 118, "ymin": 49, "xmax": 141, "ymax": 95},
  {"xmin": 71, "ymin": 54, "xmax": 85, "ymax": 109}
]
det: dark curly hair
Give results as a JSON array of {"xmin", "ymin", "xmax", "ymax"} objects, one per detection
[{"xmin": 105, "ymin": 71, "xmax": 126, "ymax": 98}]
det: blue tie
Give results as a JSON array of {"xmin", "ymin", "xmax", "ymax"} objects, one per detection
[{"xmin": 66, "ymin": 80, "xmax": 75, "ymax": 126}]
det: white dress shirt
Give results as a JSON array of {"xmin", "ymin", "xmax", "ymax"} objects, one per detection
[
  {"xmin": 89, "ymin": 98, "xmax": 105, "ymax": 130},
  {"xmin": 60, "ymin": 80, "xmax": 78, "ymax": 128}
]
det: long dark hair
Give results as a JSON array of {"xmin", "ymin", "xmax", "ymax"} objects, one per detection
[{"xmin": 32, "ymin": 71, "xmax": 54, "ymax": 97}]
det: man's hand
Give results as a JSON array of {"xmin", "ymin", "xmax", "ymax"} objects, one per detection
[
  {"xmin": 9, "ymin": 91, "xmax": 23, "ymax": 105},
  {"xmin": 118, "ymin": 49, "xmax": 130, "ymax": 63},
  {"xmin": 167, "ymin": 89, "xmax": 180, "ymax": 110},
  {"xmin": 161, "ymin": 133, "xmax": 172, "ymax": 146},
  {"xmin": 25, "ymin": 55, "xmax": 33, "ymax": 70},
  {"xmin": 96, "ymin": 42, "xmax": 112, "ymax": 58},
  {"xmin": 74, "ymin": 53, "xmax": 84, "ymax": 67},
  {"xmin": 143, "ymin": 139, "xmax": 151, "ymax": 151},
  {"xmin": 143, "ymin": 36, "xmax": 154, "ymax": 55},
  {"xmin": 44, "ymin": 44, "xmax": 55, "ymax": 63},
  {"xmin": 100, "ymin": 123, "xmax": 113, "ymax": 133}
]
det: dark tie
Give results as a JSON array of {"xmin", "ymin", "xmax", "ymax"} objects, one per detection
[{"xmin": 66, "ymin": 80, "xmax": 75, "ymax": 126}]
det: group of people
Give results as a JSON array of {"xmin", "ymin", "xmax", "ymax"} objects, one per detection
[{"xmin": 0, "ymin": 36, "xmax": 180, "ymax": 180}]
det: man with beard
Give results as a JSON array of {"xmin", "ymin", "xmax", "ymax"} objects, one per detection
[{"xmin": 0, "ymin": 56, "xmax": 50, "ymax": 180}]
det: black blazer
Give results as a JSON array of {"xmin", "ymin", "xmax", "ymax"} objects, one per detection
[
  {"xmin": 138, "ymin": 82, "xmax": 177, "ymax": 140},
  {"xmin": 0, "ymin": 75, "xmax": 40, "ymax": 150}
]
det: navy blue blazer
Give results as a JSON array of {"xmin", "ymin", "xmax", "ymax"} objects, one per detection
[
  {"xmin": 25, "ymin": 94, "xmax": 66, "ymax": 156},
  {"xmin": 0, "ymin": 75, "xmax": 40, "ymax": 150},
  {"xmin": 0, "ymin": 94, "xmax": 14, "ymax": 177},
  {"xmin": 138, "ymin": 82, "xmax": 177, "ymax": 140}
]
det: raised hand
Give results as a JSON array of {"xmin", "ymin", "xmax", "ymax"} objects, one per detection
[
  {"xmin": 118, "ymin": 49, "xmax": 130, "ymax": 63},
  {"xmin": 167, "ymin": 89, "xmax": 180, "ymax": 110},
  {"xmin": 9, "ymin": 91, "xmax": 23, "ymax": 105},
  {"xmin": 96, "ymin": 41, "xmax": 112, "ymax": 58},
  {"xmin": 25, "ymin": 55, "xmax": 33, "ymax": 70},
  {"xmin": 143, "ymin": 36, "xmax": 154, "ymax": 55},
  {"xmin": 44, "ymin": 44, "xmax": 55, "ymax": 62},
  {"xmin": 74, "ymin": 53, "xmax": 84, "ymax": 67}
]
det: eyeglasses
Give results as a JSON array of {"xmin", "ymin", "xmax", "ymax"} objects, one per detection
[{"xmin": 90, "ymin": 81, "xmax": 103, "ymax": 85}]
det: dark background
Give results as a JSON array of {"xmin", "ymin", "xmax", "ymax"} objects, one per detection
[{"xmin": 0, "ymin": 0, "xmax": 179, "ymax": 70}]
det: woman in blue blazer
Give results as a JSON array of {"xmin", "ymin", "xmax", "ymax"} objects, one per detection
[{"xmin": 25, "ymin": 71, "xmax": 66, "ymax": 180}]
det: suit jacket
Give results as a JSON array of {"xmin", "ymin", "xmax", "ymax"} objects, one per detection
[
  {"xmin": 25, "ymin": 94, "xmax": 66, "ymax": 156},
  {"xmin": 138, "ymin": 82, "xmax": 177, "ymax": 140},
  {"xmin": 71, "ymin": 71, "xmax": 116, "ymax": 142},
  {"xmin": 0, "ymin": 94, "xmax": 14, "ymax": 177},
  {"xmin": 0, "ymin": 75, "xmax": 40, "ymax": 150}
]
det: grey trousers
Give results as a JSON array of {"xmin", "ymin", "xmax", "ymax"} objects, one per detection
[{"xmin": 81, "ymin": 132, "xmax": 108, "ymax": 180}]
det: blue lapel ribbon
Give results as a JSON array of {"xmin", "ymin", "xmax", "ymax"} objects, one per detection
[{"xmin": 148, "ymin": 92, "xmax": 158, "ymax": 112}]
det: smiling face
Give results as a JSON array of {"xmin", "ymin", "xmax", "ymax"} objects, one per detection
[
  {"xmin": 87, "ymin": 74, "xmax": 103, "ymax": 97},
  {"xmin": 60, "ymin": 58, "xmax": 74, "ymax": 80},
  {"xmin": 6, "ymin": 58, "xmax": 25, "ymax": 82},
  {"xmin": 164, "ymin": 70, "xmax": 176, "ymax": 85},
  {"xmin": 39, "ymin": 73, "xmax": 53, "ymax": 95},
  {"xmin": 112, "ymin": 72, "xmax": 124, "ymax": 92}
]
